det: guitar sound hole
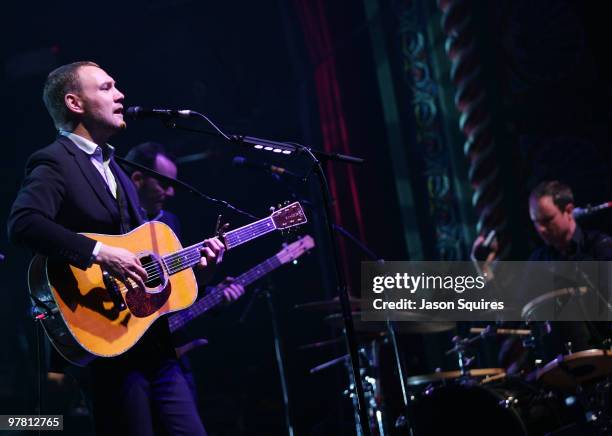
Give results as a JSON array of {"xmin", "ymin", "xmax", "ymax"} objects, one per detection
[{"xmin": 139, "ymin": 255, "xmax": 164, "ymax": 288}]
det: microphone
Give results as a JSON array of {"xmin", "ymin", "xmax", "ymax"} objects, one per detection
[
  {"xmin": 126, "ymin": 106, "xmax": 194, "ymax": 119},
  {"xmin": 573, "ymin": 201, "xmax": 612, "ymax": 219},
  {"xmin": 232, "ymin": 156, "xmax": 300, "ymax": 179}
]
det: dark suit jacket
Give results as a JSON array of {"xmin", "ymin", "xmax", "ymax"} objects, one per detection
[
  {"xmin": 8, "ymin": 135, "xmax": 144, "ymax": 269},
  {"xmin": 9, "ymin": 136, "xmax": 177, "ymax": 370}
]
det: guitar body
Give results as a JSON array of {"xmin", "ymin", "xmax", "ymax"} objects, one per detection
[{"xmin": 28, "ymin": 221, "xmax": 197, "ymax": 366}]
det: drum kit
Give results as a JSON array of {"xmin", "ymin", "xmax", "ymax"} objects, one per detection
[{"xmin": 296, "ymin": 291, "xmax": 612, "ymax": 436}]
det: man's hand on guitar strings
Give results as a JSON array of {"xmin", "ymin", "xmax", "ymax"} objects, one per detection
[
  {"xmin": 198, "ymin": 237, "xmax": 225, "ymax": 268},
  {"xmin": 95, "ymin": 244, "xmax": 148, "ymax": 290},
  {"xmin": 197, "ymin": 237, "xmax": 225, "ymax": 284}
]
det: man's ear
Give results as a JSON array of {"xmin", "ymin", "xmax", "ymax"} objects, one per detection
[
  {"xmin": 131, "ymin": 171, "xmax": 144, "ymax": 188},
  {"xmin": 565, "ymin": 203, "xmax": 574, "ymax": 216},
  {"xmin": 64, "ymin": 93, "xmax": 84, "ymax": 115}
]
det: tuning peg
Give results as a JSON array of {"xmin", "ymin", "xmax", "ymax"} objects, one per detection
[{"xmin": 269, "ymin": 206, "xmax": 276, "ymax": 213}]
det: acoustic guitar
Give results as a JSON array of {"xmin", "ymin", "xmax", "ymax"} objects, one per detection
[{"xmin": 28, "ymin": 202, "xmax": 306, "ymax": 366}]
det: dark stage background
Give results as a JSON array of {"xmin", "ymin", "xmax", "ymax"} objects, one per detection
[{"xmin": 1, "ymin": 1, "xmax": 611, "ymax": 435}]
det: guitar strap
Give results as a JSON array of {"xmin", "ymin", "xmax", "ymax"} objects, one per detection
[{"xmin": 114, "ymin": 179, "xmax": 131, "ymax": 234}]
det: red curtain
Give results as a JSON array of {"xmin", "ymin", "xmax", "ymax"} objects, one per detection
[{"xmin": 294, "ymin": 0, "xmax": 367, "ymax": 287}]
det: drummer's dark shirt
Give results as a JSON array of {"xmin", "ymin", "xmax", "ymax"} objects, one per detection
[
  {"xmin": 527, "ymin": 225, "xmax": 612, "ymax": 357},
  {"xmin": 528, "ymin": 225, "xmax": 612, "ymax": 262}
]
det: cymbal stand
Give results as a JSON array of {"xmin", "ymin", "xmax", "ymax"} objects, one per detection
[
  {"xmin": 445, "ymin": 328, "xmax": 493, "ymax": 376},
  {"xmin": 264, "ymin": 285, "xmax": 294, "ymax": 436},
  {"xmin": 572, "ymin": 379, "xmax": 612, "ymax": 435},
  {"xmin": 239, "ymin": 284, "xmax": 294, "ymax": 436},
  {"xmin": 333, "ymin": 224, "xmax": 413, "ymax": 434},
  {"xmin": 343, "ymin": 345, "xmax": 386, "ymax": 436}
]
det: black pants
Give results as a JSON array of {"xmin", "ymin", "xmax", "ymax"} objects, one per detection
[{"xmin": 91, "ymin": 358, "xmax": 206, "ymax": 436}]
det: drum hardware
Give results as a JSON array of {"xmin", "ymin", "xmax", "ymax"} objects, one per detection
[
  {"xmin": 351, "ymin": 345, "xmax": 387, "ymax": 436},
  {"xmin": 294, "ymin": 295, "xmax": 363, "ymax": 312},
  {"xmin": 323, "ymin": 311, "xmax": 456, "ymax": 335},
  {"xmin": 536, "ymin": 348, "xmax": 612, "ymax": 434},
  {"xmin": 309, "ymin": 354, "xmax": 349, "ymax": 374},
  {"xmin": 297, "ymin": 337, "xmax": 343, "ymax": 351},
  {"xmin": 321, "ymin": 309, "xmax": 452, "ymax": 434},
  {"xmin": 407, "ymin": 329, "xmax": 576, "ymax": 435},
  {"xmin": 445, "ymin": 329, "xmax": 494, "ymax": 375},
  {"xmin": 310, "ymin": 344, "xmax": 387, "ymax": 436},
  {"xmin": 469, "ymin": 327, "xmax": 532, "ymax": 336}
]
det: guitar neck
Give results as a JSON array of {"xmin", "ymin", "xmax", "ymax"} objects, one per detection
[
  {"xmin": 168, "ymin": 253, "xmax": 282, "ymax": 332},
  {"xmin": 161, "ymin": 217, "xmax": 276, "ymax": 276}
]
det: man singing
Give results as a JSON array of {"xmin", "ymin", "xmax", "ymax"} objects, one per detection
[{"xmin": 8, "ymin": 61, "xmax": 223, "ymax": 435}]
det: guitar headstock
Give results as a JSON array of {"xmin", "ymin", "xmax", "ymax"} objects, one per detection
[
  {"xmin": 276, "ymin": 235, "xmax": 315, "ymax": 265},
  {"xmin": 270, "ymin": 202, "xmax": 307, "ymax": 230}
]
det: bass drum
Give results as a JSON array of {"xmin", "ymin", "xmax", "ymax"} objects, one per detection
[{"xmin": 408, "ymin": 377, "xmax": 570, "ymax": 436}]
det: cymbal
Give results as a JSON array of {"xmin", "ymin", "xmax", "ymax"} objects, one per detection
[
  {"xmin": 521, "ymin": 286, "xmax": 588, "ymax": 320},
  {"xmin": 407, "ymin": 368, "xmax": 505, "ymax": 386},
  {"xmin": 537, "ymin": 349, "xmax": 612, "ymax": 391},
  {"xmin": 323, "ymin": 312, "xmax": 456, "ymax": 334},
  {"xmin": 294, "ymin": 296, "xmax": 363, "ymax": 312}
]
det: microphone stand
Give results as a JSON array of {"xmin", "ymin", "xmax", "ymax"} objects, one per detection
[
  {"xmin": 154, "ymin": 114, "xmax": 372, "ymax": 435},
  {"xmin": 115, "ymin": 156, "xmax": 259, "ymax": 221}
]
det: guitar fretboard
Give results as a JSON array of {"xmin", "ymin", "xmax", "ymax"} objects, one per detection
[
  {"xmin": 168, "ymin": 255, "xmax": 282, "ymax": 332},
  {"xmin": 161, "ymin": 217, "xmax": 276, "ymax": 275}
]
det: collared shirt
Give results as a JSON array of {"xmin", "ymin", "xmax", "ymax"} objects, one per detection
[
  {"xmin": 529, "ymin": 225, "xmax": 612, "ymax": 261},
  {"xmin": 59, "ymin": 130, "xmax": 118, "ymax": 198},
  {"xmin": 59, "ymin": 130, "xmax": 119, "ymax": 261}
]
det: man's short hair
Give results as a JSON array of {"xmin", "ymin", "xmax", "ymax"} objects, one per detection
[
  {"xmin": 42, "ymin": 61, "xmax": 99, "ymax": 130},
  {"xmin": 530, "ymin": 180, "xmax": 574, "ymax": 211},
  {"xmin": 124, "ymin": 142, "xmax": 176, "ymax": 172}
]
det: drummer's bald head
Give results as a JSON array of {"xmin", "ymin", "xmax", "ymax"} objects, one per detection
[{"xmin": 529, "ymin": 181, "xmax": 574, "ymax": 212}]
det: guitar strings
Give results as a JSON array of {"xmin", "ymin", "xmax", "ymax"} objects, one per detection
[
  {"xmin": 137, "ymin": 215, "xmax": 278, "ymax": 273},
  {"xmin": 170, "ymin": 256, "xmax": 290, "ymax": 330},
  {"xmin": 116, "ymin": 250, "xmax": 203, "ymax": 293},
  {"xmin": 126, "ymin": 250, "xmax": 282, "ymax": 291},
  {"xmin": 108, "ymin": 211, "xmax": 297, "ymax": 294},
  {"xmin": 137, "ymin": 221, "xmax": 272, "ymax": 278}
]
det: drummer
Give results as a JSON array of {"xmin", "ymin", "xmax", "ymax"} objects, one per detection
[
  {"xmin": 474, "ymin": 180, "xmax": 612, "ymax": 370},
  {"xmin": 527, "ymin": 181, "xmax": 612, "ymax": 262}
]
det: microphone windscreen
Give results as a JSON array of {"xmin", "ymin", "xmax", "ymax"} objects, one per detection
[{"xmin": 125, "ymin": 106, "xmax": 144, "ymax": 119}]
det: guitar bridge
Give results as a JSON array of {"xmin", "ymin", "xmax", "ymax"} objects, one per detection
[{"xmin": 102, "ymin": 270, "xmax": 127, "ymax": 311}]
